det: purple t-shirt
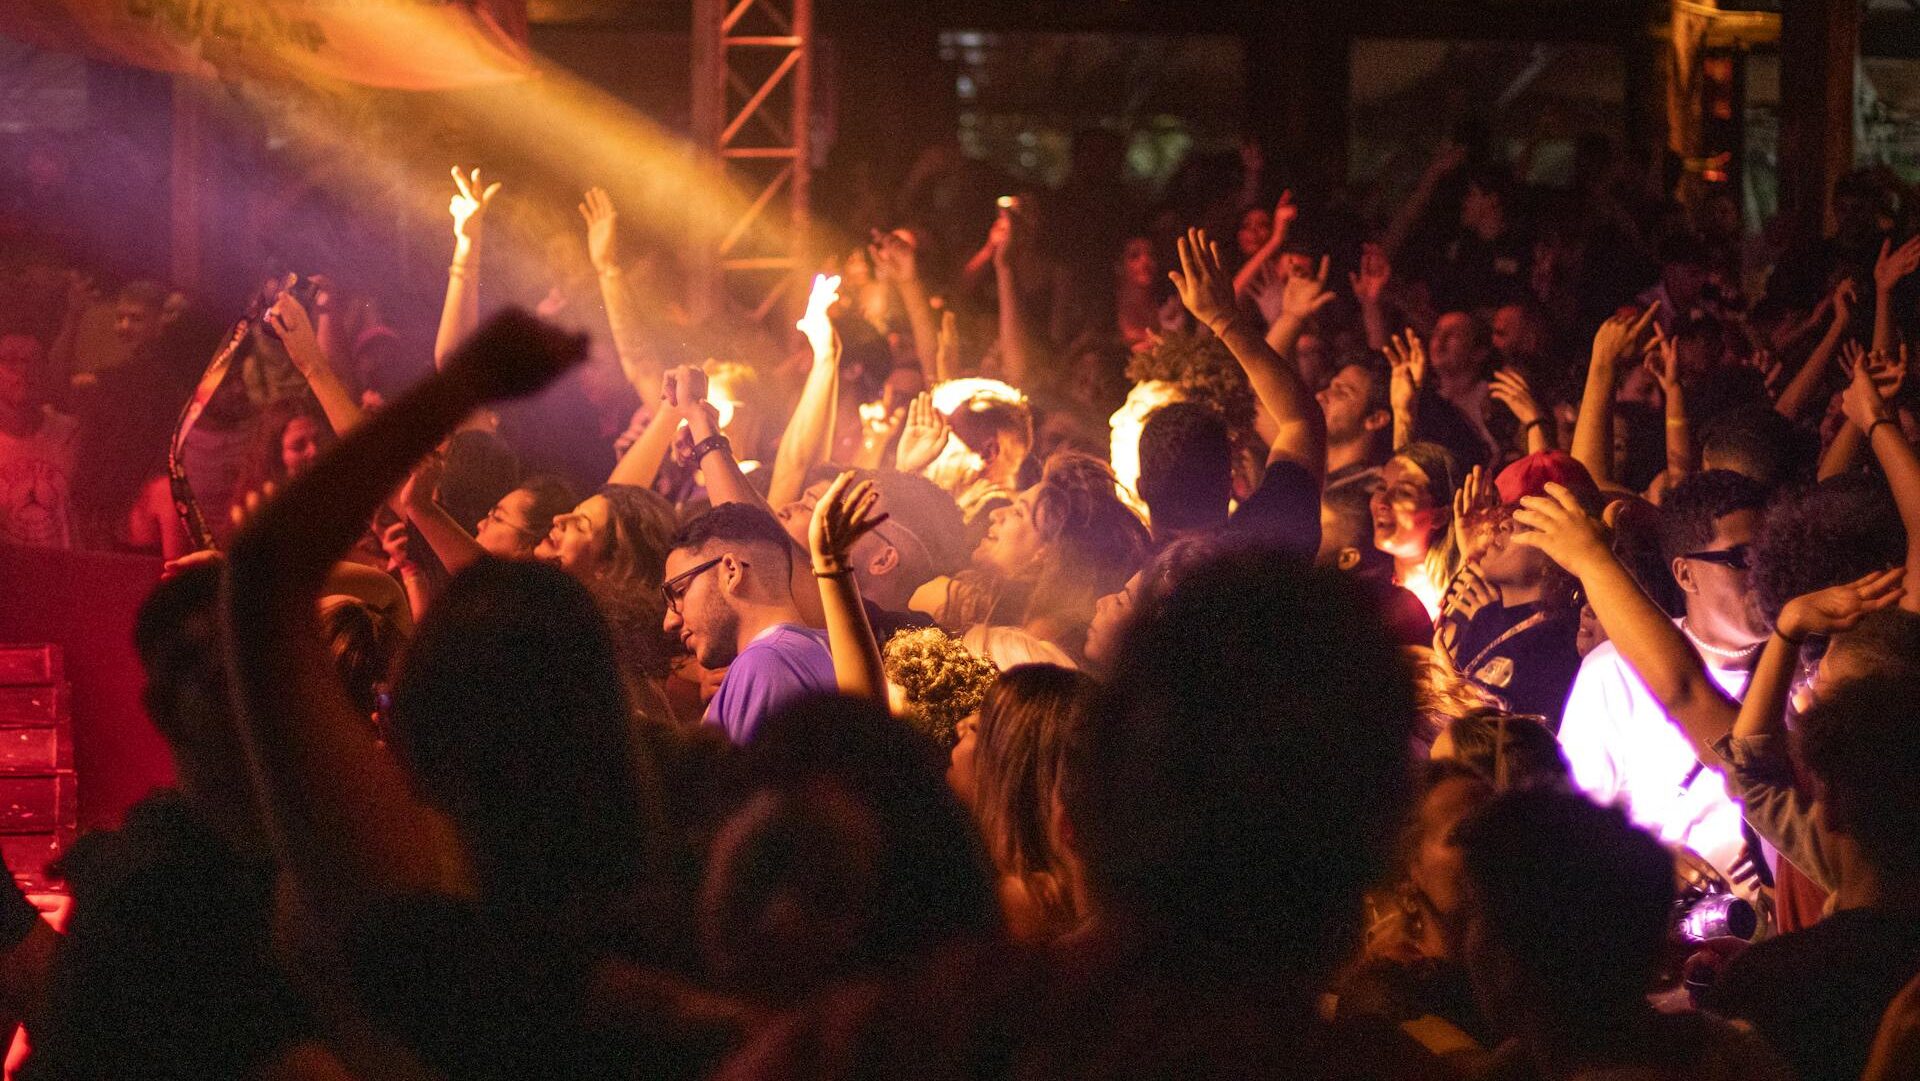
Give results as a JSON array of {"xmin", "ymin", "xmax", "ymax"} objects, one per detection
[{"xmin": 706, "ymin": 624, "xmax": 837, "ymax": 744}]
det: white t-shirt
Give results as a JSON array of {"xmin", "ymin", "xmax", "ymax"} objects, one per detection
[
  {"xmin": 1557, "ymin": 632, "xmax": 1752, "ymax": 880},
  {"xmin": 0, "ymin": 407, "xmax": 79, "ymax": 549}
]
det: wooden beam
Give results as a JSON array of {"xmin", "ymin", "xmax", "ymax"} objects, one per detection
[{"xmin": 1777, "ymin": 0, "xmax": 1857, "ymax": 245}]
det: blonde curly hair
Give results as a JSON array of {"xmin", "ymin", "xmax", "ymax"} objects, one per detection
[{"xmin": 884, "ymin": 627, "xmax": 999, "ymax": 748}]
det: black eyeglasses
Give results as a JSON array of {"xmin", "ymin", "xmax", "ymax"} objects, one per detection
[
  {"xmin": 1682, "ymin": 543, "xmax": 1751, "ymax": 572},
  {"xmin": 662, "ymin": 556, "xmax": 724, "ymax": 615}
]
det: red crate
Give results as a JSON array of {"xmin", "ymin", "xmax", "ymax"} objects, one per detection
[
  {"xmin": 0, "ymin": 646, "xmax": 60, "ymax": 688},
  {"xmin": 0, "ymin": 686, "xmax": 66, "ymax": 728}
]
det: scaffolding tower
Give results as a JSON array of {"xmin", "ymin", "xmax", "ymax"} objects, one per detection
[{"xmin": 689, "ymin": 0, "xmax": 813, "ymax": 324}]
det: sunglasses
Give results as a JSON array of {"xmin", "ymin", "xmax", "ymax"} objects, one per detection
[
  {"xmin": 661, "ymin": 556, "xmax": 725, "ymax": 615},
  {"xmin": 1682, "ymin": 543, "xmax": 1751, "ymax": 572}
]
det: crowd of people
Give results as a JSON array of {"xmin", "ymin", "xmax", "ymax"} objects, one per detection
[{"xmin": 3, "ymin": 123, "xmax": 1920, "ymax": 1080}]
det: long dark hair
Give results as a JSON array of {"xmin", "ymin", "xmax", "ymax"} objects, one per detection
[
  {"xmin": 387, "ymin": 560, "xmax": 663, "ymax": 915},
  {"xmin": 972, "ymin": 664, "xmax": 1094, "ymax": 938}
]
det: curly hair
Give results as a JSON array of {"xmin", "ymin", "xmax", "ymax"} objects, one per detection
[
  {"xmin": 1752, "ymin": 474, "xmax": 1905, "ymax": 624},
  {"xmin": 1124, "ymin": 330, "xmax": 1257, "ymax": 439},
  {"xmin": 883, "ymin": 627, "xmax": 999, "ymax": 749}
]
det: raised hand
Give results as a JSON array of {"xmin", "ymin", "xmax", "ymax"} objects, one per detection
[
  {"xmin": 230, "ymin": 482, "xmax": 278, "ymax": 530},
  {"xmin": 1740, "ymin": 346, "xmax": 1784, "ymax": 399},
  {"xmin": 1349, "ymin": 243, "xmax": 1391, "ymax": 305},
  {"xmin": 1280, "ymin": 255, "xmax": 1337, "ymax": 323},
  {"xmin": 1778, "ymin": 567, "xmax": 1905, "ymax": 642},
  {"xmin": 1874, "ymin": 236, "xmax": 1920, "ymax": 294},
  {"xmin": 1489, "ymin": 367, "xmax": 1543, "ymax": 426},
  {"xmin": 379, "ymin": 519, "xmax": 413, "ymax": 574},
  {"xmin": 397, "ymin": 452, "xmax": 444, "ymax": 511},
  {"xmin": 444, "ymin": 309, "xmax": 588, "ymax": 403},
  {"xmin": 868, "ymin": 228, "xmax": 919, "ymax": 283},
  {"xmin": 265, "ymin": 291, "xmax": 326, "ymax": 374},
  {"xmin": 1169, "ymin": 227, "xmax": 1238, "ymax": 335},
  {"xmin": 1386, "ymin": 327, "xmax": 1428, "ymax": 415},
  {"xmin": 1833, "ymin": 278, "xmax": 1858, "ymax": 326},
  {"xmin": 934, "ymin": 309, "xmax": 959, "ymax": 379},
  {"xmin": 1643, "ymin": 326, "xmax": 1681, "ymax": 400},
  {"xmin": 578, "ymin": 187, "xmax": 620, "ymax": 274},
  {"xmin": 661, "ymin": 364, "xmax": 711, "ymax": 414},
  {"xmin": 1440, "ymin": 561, "xmax": 1499, "ymax": 626},
  {"xmin": 809, "ymin": 470, "xmax": 889, "ymax": 576},
  {"xmin": 1272, "ymin": 189, "xmax": 1299, "ymax": 231},
  {"xmin": 1511, "ymin": 482, "xmax": 1612, "ymax": 578},
  {"xmin": 895, "ymin": 392, "xmax": 951, "ymax": 475},
  {"xmin": 796, "ymin": 273, "xmax": 842, "ymax": 359},
  {"xmin": 448, "ymin": 166, "xmax": 501, "ymax": 245},
  {"xmin": 1592, "ymin": 303, "xmax": 1660, "ymax": 367},
  {"xmin": 1841, "ymin": 348, "xmax": 1902, "ymax": 433},
  {"xmin": 1451, "ymin": 465, "xmax": 1498, "ymax": 564}
]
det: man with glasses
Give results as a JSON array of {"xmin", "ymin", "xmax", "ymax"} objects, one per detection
[
  {"xmin": 1557, "ymin": 469, "xmax": 1770, "ymax": 884},
  {"xmin": 662, "ymin": 503, "xmax": 835, "ymax": 744}
]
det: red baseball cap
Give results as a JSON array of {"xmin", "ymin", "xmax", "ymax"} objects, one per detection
[{"xmin": 1495, "ymin": 450, "xmax": 1601, "ymax": 512}]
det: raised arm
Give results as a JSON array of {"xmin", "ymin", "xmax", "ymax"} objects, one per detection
[
  {"xmin": 675, "ymin": 366, "xmax": 774, "ymax": 516},
  {"xmin": 1262, "ymin": 254, "xmax": 1338, "ymax": 365},
  {"xmin": 1775, "ymin": 279, "xmax": 1853, "ymax": 421},
  {"xmin": 1490, "ymin": 366, "xmax": 1552, "ymax": 455},
  {"xmin": 1385, "ymin": 328, "xmax": 1426, "ymax": 451},
  {"xmin": 1872, "ymin": 237, "xmax": 1920, "ymax": 357},
  {"xmin": 1512, "ymin": 483, "xmax": 1738, "ymax": 761},
  {"xmin": 1231, "ymin": 190, "xmax": 1296, "ymax": 300},
  {"xmin": 1644, "ymin": 327, "xmax": 1695, "ymax": 492},
  {"xmin": 1348, "ymin": 242, "xmax": 1394, "ymax": 352},
  {"xmin": 1572, "ymin": 305, "xmax": 1659, "ymax": 490},
  {"xmin": 1381, "ymin": 141, "xmax": 1468, "ymax": 260},
  {"xmin": 1170, "ymin": 227, "xmax": 1325, "ymax": 481},
  {"xmin": 1725, "ymin": 569, "xmax": 1904, "ymax": 889},
  {"xmin": 397, "ymin": 453, "xmax": 488, "ymax": 578},
  {"xmin": 871, "ymin": 229, "xmax": 939, "ymax": 379},
  {"xmin": 1839, "ymin": 349, "xmax": 1920, "ymax": 611},
  {"xmin": 808, "ymin": 471, "xmax": 889, "ymax": 699},
  {"xmin": 992, "ymin": 213, "xmax": 1040, "ymax": 388},
  {"xmin": 580, "ymin": 187, "xmax": 661, "ymax": 401},
  {"xmin": 768, "ymin": 274, "xmax": 844, "ymax": 510},
  {"xmin": 433, "ymin": 167, "xmax": 500, "ymax": 368},
  {"xmin": 266, "ymin": 292, "xmax": 364, "ymax": 439},
  {"xmin": 223, "ymin": 310, "xmax": 584, "ymax": 918}
]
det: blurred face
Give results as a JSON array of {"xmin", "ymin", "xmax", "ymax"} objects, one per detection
[
  {"xmin": 280, "ymin": 417, "xmax": 324, "ymax": 478},
  {"xmin": 1120, "ymin": 237, "xmax": 1156, "ymax": 288},
  {"xmin": 662, "ymin": 547, "xmax": 742, "ymax": 669},
  {"xmin": 1491, "ymin": 305, "xmax": 1543, "ymax": 361},
  {"xmin": 1277, "ymin": 251, "xmax": 1315, "ymax": 281},
  {"xmin": 1237, "ymin": 208, "xmax": 1273, "ymax": 257},
  {"xmin": 973, "ymin": 488, "xmax": 1045, "ymax": 576},
  {"xmin": 536, "ymin": 494, "xmax": 611, "ymax": 580},
  {"xmin": 1474, "ymin": 509, "xmax": 1549, "ymax": 590},
  {"xmin": 1576, "ymin": 601, "xmax": 1604, "ymax": 656},
  {"xmin": 1404, "ymin": 775, "xmax": 1485, "ymax": 935},
  {"xmin": 1675, "ymin": 509, "xmax": 1768, "ymax": 648},
  {"xmin": 948, "ymin": 712, "xmax": 981, "ymax": 805},
  {"xmin": 1294, "ymin": 332, "xmax": 1332, "ymax": 390},
  {"xmin": 1370, "ymin": 458, "xmax": 1441, "ymax": 561},
  {"xmin": 1430, "ymin": 313, "xmax": 1484, "ymax": 380},
  {"xmin": 1318, "ymin": 363, "xmax": 1383, "ymax": 445},
  {"xmin": 1086, "ymin": 568, "xmax": 1144, "ymax": 669},
  {"xmin": 115, "ymin": 299, "xmax": 162, "ymax": 347},
  {"xmin": 475, "ymin": 487, "xmax": 544, "ymax": 559}
]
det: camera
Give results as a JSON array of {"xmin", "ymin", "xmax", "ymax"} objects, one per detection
[
  {"xmin": 1674, "ymin": 889, "xmax": 1756, "ymax": 943},
  {"xmin": 996, "ymin": 195, "xmax": 1022, "ymax": 213},
  {"xmin": 249, "ymin": 272, "xmax": 323, "ymax": 339}
]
